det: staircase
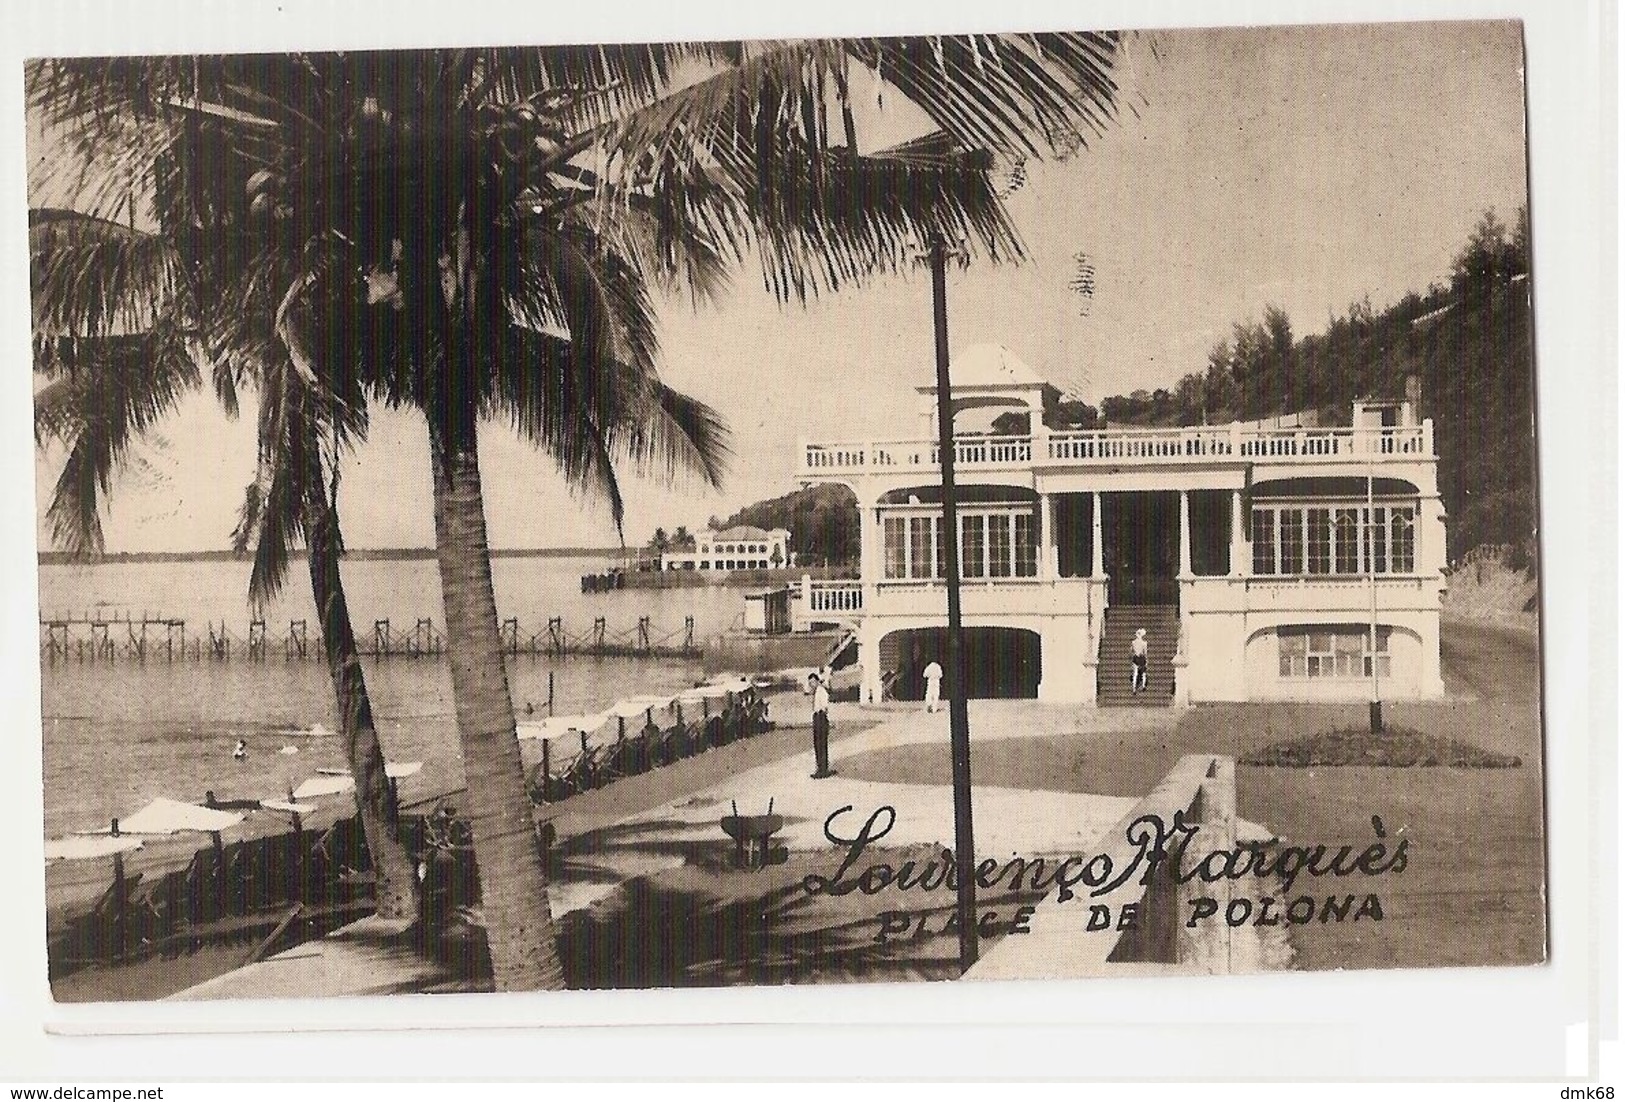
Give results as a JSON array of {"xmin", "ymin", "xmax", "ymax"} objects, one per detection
[{"xmin": 1097, "ymin": 605, "xmax": 1179, "ymax": 707}]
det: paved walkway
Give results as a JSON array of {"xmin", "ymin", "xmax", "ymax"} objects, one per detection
[
  {"xmin": 171, "ymin": 700, "xmax": 1293, "ymax": 998},
  {"xmin": 550, "ymin": 700, "xmax": 1180, "ymax": 915}
]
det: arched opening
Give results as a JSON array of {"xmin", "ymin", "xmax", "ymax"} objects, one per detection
[{"xmin": 878, "ymin": 627, "xmax": 1042, "ymax": 700}]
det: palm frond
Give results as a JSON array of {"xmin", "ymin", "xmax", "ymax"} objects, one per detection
[
  {"xmin": 34, "ymin": 327, "xmax": 202, "ymax": 556},
  {"xmin": 29, "ymin": 208, "xmax": 187, "ymax": 338}
]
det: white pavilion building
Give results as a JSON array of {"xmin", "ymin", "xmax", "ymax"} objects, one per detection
[{"xmin": 796, "ymin": 344, "xmax": 1447, "ymax": 706}]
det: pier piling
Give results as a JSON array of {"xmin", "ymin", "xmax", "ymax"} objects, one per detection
[{"xmin": 41, "ymin": 612, "xmax": 704, "ymax": 665}]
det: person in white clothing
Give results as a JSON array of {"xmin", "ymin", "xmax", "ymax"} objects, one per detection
[
  {"xmin": 809, "ymin": 670, "xmax": 834, "ymax": 778},
  {"xmin": 922, "ymin": 660, "xmax": 944, "ymax": 713},
  {"xmin": 1131, "ymin": 628, "xmax": 1149, "ymax": 694}
]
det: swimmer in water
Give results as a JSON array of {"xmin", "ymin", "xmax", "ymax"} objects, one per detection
[{"xmin": 232, "ymin": 739, "xmax": 248, "ymax": 761}]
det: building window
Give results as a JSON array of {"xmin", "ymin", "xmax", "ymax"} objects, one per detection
[
  {"xmin": 1279, "ymin": 508, "xmax": 1305, "ymax": 574},
  {"xmin": 1391, "ymin": 509, "xmax": 1415, "ymax": 573},
  {"xmin": 884, "ymin": 517, "xmax": 907, "ymax": 579},
  {"xmin": 1334, "ymin": 508, "xmax": 1361, "ymax": 574},
  {"xmin": 1278, "ymin": 625, "xmax": 1391, "ymax": 679},
  {"xmin": 1253, "ymin": 504, "xmax": 1418, "ymax": 576},
  {"xmin": 988, "ymin": 514, "xmax": 1012, "ymax": 578},
  {"xmin": 1306, "ymin": 508, "xmax": 1331, "ymax": 574},
  {"xmin": 962, "ymin": 515, "xmax": 985, "ymax": 579},
  {"xmin": 1014, "ymin": 512, "xmax": 1037, "ymax": 577},
  {"xmin": 909, "ymin": 517, "xmax": 932, "ymax": 580},
  {"xmin": 1252, "ymin": 509, "xmax": 1276, "ymax": 575}
]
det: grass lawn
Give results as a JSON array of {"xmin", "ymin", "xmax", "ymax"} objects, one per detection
[{"xmin": 839, "ymin": 618, "xmax": 1546, "ymax": 972}]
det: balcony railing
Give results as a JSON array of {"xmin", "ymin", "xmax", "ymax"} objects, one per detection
[
  {"xmin": 806, "ymin": 581, "xmax": 863, "ymax": 614},
  {"xmin": 802, "ymin": 436, "xmax": 1033, "ymax": 472},
  {"xmin": 802, "ymin": 424, "xmax": 1431, "ymax": 475}
]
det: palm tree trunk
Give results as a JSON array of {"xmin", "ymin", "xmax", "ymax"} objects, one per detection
[
  {"xmin": 304, "ymin": 494, "xmax": 418, "ymax": 920},
  {"xmin": 427, "ymin": 406, "xmax": 564, "ymax": 991}
]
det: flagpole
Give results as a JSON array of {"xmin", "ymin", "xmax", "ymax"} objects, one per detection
[{"xmin": 930, "ymin": 238, "xmax": 978, "ymax": 973}]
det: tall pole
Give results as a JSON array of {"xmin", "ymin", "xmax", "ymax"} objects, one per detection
[
  {"xmin": 1367, "ymin": 453, "xmax": 1383, "ymax": 732},
  {"xmin": 930, "ymin": 239, "xmax": 978, "ymax": 973}
]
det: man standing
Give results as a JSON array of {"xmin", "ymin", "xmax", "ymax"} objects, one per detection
[
  {"xmin": 1131, "ymin": 627, "xmax": 1150, "ymax": 695},
  {"xmin": 809, "ymin": 669, "xmax": 835, "ymax": 779},
  {"xmin": 922, "ymin": 659, "xmax": 944, "ymax": 714}
]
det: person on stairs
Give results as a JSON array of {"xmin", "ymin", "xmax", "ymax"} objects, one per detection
[{"xmin": 1131, "ymin": 627, "xmax": 1150, "ymax": 695}]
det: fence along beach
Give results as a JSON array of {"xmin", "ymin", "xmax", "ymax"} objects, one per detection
[{"xmin": 45, "ymin": 678, "xmax": 779, "ymax": 991}]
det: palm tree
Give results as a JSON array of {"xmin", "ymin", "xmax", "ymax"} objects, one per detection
[
  {"xmin": 31, "ymin": 35, "xmax": 1126, "ymax": 989},
  {"xmin": 30, "ymin": 213, "xmax": 422, "ymax": 919}
]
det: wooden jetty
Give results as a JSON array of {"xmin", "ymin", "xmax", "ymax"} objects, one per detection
[{"xmin": 39, "ymin": 612, "xmax": 704, "ymax": 664}]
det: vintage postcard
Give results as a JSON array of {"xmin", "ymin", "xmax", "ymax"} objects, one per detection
[{"xmin": 27, "ymin": 20, "xmax": 1544, "ymax": 1003}]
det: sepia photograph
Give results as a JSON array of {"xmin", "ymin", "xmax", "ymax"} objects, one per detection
[{"xmin": 24, "ymin": 20, "xmax": 1545, "ymax": 1006}]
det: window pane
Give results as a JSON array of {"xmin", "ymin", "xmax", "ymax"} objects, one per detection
[
  {"xmin": 1391, "ymin": 508, "xmax": 1415, "ymax": 573},
  {"xmin": 1307, "ymin": 508, "xmax": 1331, "ymax": 574},
  {"xmin": 909, "ymin": 517, "xmax": 932, "ymax": 579},
  {"xmin": 933, "ymin": 516, "xmax": 947, "ymax": 579},
  {"xmin": 884, "ymin": 518, "xmax": 907, "ymax": 579},
  {"xmin": 1280, "ymin": 509, "xmax": 1304, "ymax": 574},
  {"xmin": 1335, "ymin": 509, "xmax": 1361, "ymax": 573},
  {"xmin": 961, "ymin": 514, "xmax": 986, "ymax": 578},
  {"xmin": 1014, "ymin": 512, "xmax": 1037, "ymax": 577},
  {"xmin": 1252, "ymin": 509, "xmax": 1276, "ymax": 574},
  {"xmin": 989, "ymin": 514, "xmax": 1012, "ymax": 577},
  {"xmin": 1367, "ymin": 506, "xmax": 1388, "ymax": 573}
]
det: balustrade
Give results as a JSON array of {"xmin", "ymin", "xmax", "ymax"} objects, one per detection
[{"xmin": 803, "ymin": 424, "xmax": 1429, "ymax": 475}]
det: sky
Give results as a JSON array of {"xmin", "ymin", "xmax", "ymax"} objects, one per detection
[{"xmin": 29, "ymin": 21, "xmax": 1531, "ymax": 553}]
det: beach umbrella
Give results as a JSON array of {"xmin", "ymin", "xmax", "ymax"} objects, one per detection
[
  {"xmin": 259, "ymin": 798, "xmax": 319, "ymax": 816},
  {"xmin": 605, "ymin": 696, "xmax": 677, "ymax": 738},
  {"xmin": 45, "ymin": 834, "xmax": 144, "ymax": 862},
  {"xmin": 46, "ymin": 833, "xmax": 147, "ymax": 959},
  {"xmin": 90, "ymin": 797, "xmax": 247, "ymax": 931},
  {"xmin": 95, "ymin": 797, "xmax": 245, "ymax": 836},
  {"xmin": 515, "ymin": 713, "xmax": 608, "ymax": 742},
  {"xmin": 606, "ymin": 694, "xmax": 675, "ymax": 728},
  {"xmin": 292, "ymin": 773, "xmax": 355, "ymax": 801}
]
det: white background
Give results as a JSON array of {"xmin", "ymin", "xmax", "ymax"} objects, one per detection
[{"xmin": 0, "ymin": 0, "xmax": 1614, "ymax": 1083}]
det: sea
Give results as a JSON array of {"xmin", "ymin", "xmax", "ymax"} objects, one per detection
[{"xmin": 37, "ymin": 554, "xmax": 745, "ymax": 841}]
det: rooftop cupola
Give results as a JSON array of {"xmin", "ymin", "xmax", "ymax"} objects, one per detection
[{"xmin": 915, "ymin": 344, "xmax": 1058, "ymax": 436}]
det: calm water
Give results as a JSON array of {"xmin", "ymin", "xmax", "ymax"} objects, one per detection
[{"xmin": 38, "ymin": 555, "xmax": 747, "ymax": 839}]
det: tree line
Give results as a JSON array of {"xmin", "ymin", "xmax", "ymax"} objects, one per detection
[
  {"xmin": 737, "ymin": 209, "xmax": 1535, "ymax": 568},
  {"xmin": 1090, "ymin": 208, "xmax": 1534, "ymax": 562}
]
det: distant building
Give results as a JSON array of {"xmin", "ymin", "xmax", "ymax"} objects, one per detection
[
  {"xmin": 662, "ymin": 525, "xmax": 795, "ymax": 572},
  {"xmin": 797, "ymin": 343, "xmax": 1446, "ymax": 706}
]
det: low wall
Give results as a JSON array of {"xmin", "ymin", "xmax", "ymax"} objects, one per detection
[{"xmin": 968, "ymin": 754, "xmax": 1237, "ymax": 980}]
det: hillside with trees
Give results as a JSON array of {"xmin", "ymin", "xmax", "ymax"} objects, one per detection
[
  {"xmin": 713, "ymin": 483, "xmax": 860, "ymax": 568},
  {"xmin": 718, "ymin": 210, "xmax": 1535, "ymax": 570},
  {"xmin": 1093, "ymin": 209, "xmax": 1535, "ymax": 563}
]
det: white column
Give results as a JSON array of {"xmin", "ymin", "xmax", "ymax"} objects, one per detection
[
  {"xmin": 1039, "ymin": 494, "xmax": 1054, "ymax": 580},
  {"xmin": 1179, "ymin": 490, "xmax": 1194, "ymax": 578},
  {"xmin": 1091, "ymin": 491, "xmax": 1105, "ymax": 579},
  {"xmin": 1230, "ymin": 489, "xmax": 1248, "ymax": 577},
  {"xmin": 859, "ymin": 490, "xmax": 877, "ymax": 609},
  {"xmin": 861, "ymin": 619, "xmax": 881, "ymax": 704}
]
